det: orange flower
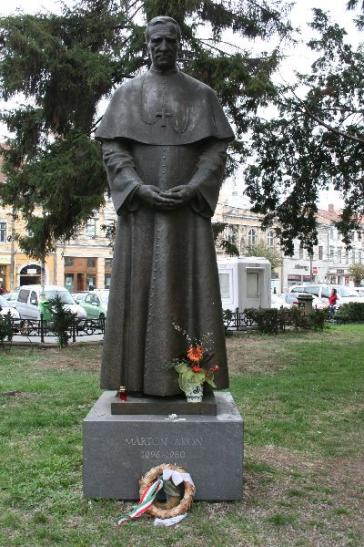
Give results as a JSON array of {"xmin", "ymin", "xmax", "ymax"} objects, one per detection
[
  {"xmin": 187, "ymin": 345, "xmax": 204, "ymax": 363},
  {"xmin": 192, "ymin": 365, "xmax": 203, "ymax": 373}
]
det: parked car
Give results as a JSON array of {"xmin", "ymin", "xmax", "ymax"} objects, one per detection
[
  {"xmin": 271, "ymin": 294, "xmax": 291, "ymax": 309},
  {"xmin": 273, "ymin": 292, "xmax": 326, "ymax": 310},
  {"xmin": 79, "ymin": 290, "xmax": 109, "ymax": 319},
  {"xmin": 354, "ymin": 286, "xmax": 364, "ymax": 297},
  {"xmin": 14, "ymin": 285, "xmax": 87, "ymax": 320},
  {"xmin": 289, "ymin": 284, "xmax": 364, "ymax": 308},
  {"xmin": 72, "ymin": 292, "xmax": 88, "ymax": 304},
  {"xmin": 2, "ymin": 291, "xmax": 19, "ymax": 304},
  {"xmin": 0, "ymin": 295, "xmax": 20, "ymax": 319}
]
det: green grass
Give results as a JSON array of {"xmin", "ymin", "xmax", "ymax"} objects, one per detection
[{"xmin": 0, "ymin": 325, "xmax": 363, "ymax": 546}]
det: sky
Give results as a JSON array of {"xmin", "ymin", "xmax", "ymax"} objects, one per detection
[{"xmin": 0, "ymin": 0, "xmax": 362, "ymax": 210}]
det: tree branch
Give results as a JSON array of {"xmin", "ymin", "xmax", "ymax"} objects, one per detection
[
  {"xmin": 278, "ymin": 85, "xmax": 364, "ymax": 145},
  {"xmin": 296, "ymin": 99, "xmax": 364, "ymax": 145}
]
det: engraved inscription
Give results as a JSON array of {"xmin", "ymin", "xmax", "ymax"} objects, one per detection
[
  {"xmin": 141, "ymin": 450, "xmax": 186, "ymax": 461},
  {"xmin": 123, "ymin": 436, "xmax": 203, "ymax": 455}
]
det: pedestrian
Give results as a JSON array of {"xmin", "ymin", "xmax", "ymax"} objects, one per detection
[{"xmin": 328, "ymin": 288, "xmax": 338, "ymax": 319}]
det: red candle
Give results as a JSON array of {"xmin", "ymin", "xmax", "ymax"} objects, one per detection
[{"xmin": 119, "ymin": 386, "xmax": 127, "ymax": 402}]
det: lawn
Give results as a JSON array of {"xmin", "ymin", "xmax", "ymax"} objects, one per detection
[{"xmin": 0, "ymin": 325, "xmax": 363, "ymax": 546}]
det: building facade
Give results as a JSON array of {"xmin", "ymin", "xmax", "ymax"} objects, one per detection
[
  {"xmin": 214, "ymin": 202, "xmax": 364, "ymax": 291},
  {"xmin": 0, "ymin": 149, "xmax": 363, "ymax": 294},
  {"xmin": 0, "ymin": 191, "xmax": 115, "ymax": 292}
]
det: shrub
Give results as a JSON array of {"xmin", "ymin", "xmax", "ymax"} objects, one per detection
[
  {"xmin": 223, "ymin": 309, "xmax": 234, "ymax": 336},
  {"xmin": 335, "ymin": 303, "xmax": 364, "ymax": 323},
  {"xmin": 47, "ymin": 296, "xmax": 75, "ymax": 348},
  {"xmin": 244, "ymin": 306, "xmax": 326, "ymax": 334},
  {"xmin": 244, "ymin": 308, "xmax": 281, "ymax": 334},
  {"xmin": 308, "ymin": 308, "xmax": 327, "ymax": 330},
  {"xmin": 0, "ymin": 312, "xmax": 13, "ymax": 347}
]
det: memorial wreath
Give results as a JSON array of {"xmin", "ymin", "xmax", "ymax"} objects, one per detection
[{"xmin": 116, "ymin": 463, "xmax": 195, "ymax": 526}]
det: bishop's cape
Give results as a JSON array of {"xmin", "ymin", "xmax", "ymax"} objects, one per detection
[{"xmin": 96, "ymin": 68, "xmax": 234, "ymax": 396}]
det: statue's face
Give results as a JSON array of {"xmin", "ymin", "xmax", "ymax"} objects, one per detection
[{"xmin": 147, "ymin": 24, "xmax": 179, "ymax": 71}]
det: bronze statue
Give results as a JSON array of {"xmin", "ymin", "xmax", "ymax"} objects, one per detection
[{"xmin": 96, "ymin": 16, "xmax": 234, "ymax": 396}]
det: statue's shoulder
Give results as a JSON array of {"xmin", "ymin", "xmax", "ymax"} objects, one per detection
[
  {"xmin": 178, "ymin": 71, "xmax": 217, "ymax": 97},
  {"xmin": 112, "ymin": 73, "xmax": 145, "ymax": 97}
]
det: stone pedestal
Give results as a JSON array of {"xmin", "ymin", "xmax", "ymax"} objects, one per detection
[{"xmin": 83, "ymin": 391, "xmax": 243, "ymax": 500}]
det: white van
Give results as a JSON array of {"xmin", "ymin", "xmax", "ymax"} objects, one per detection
[
  {"xmin": 289, "ymin": 284, "xmax": 364, "ymax": 308},
  {"xmin": 15, "ymin": 285, "xmax": 87, "ymax": 320}
]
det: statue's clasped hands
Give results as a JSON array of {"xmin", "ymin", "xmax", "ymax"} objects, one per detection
[{"xmin": 137, "ymin": 184, "xmax": 196, "ymax": 211}]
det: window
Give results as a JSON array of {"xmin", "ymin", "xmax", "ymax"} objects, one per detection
[
  {"xmin": 352, "ymin": 250, "xmax": 356, "ymax": 263},
  {"xmin": 304, "ymin": 285, "xmax": 320, "ymax": 297},
  {"xmin": 0, "ymin": 222, "xmax": 6, "ymax": 243},
  {"xmin": 329, "ymin": 246, "xmax": 334, "ymax": 259},
  {"xmin": 321, "ymin": 287, "xmax": 331, "ymax": 298},
  {"xmin": 266, "ymin": 230, "xmax": 274, "ymax": 248},
  {"xmin": 104, "ymin": 274, "xmax": 111, "ymax": 288},
  {"xmin": 248, "ymin": 228, "xmax": 257, "ymax": 247},
  {"xmin": 30, "ymin": 291, "xmax": 38, "ymax": 306},
  {"xmin": 337, "ymin": 248, "xmax": 342, "ymax": 263},
  {"xmin": 18, "ymin": 289, "xmax": 30, "ymax": 303},
  {"xmin": 87, "ymin": 276, "xmax": 96, "ymax": 289},
  {"xmin": 358, "ymin": 251, "xmax": 362, "ymax": 264},
  {"xmin": 64, "ymin": 257, "xmax": 74, "ymax": 267},
  {"xmin": 85, "ymin": 218, "xmax": 97, "ymax": 238},
  {"xmin": 87, "ymin": 257, "xmax": 96, "ymax": 268},
  {"xmin": 318, "ymin": 246, "xmax": 323, "ymax": 260},
  {"xmin": 225, "ymin": 225, "xmax": 237, "ymax": 244},
  {"xmin": 345, "ymin": 251, "xmax": 349, "ymax": 264},
  {"xmin": 247, "ymin": 272, "xmax": 259, "ymax": 298},
  {"xmin": 65, "ymin": 273, "xmax": 74, "ymax": 291},
  {"xmin": 105, "ymin": 258, "xmax": 112, "ymax": 269},
  {"xmin": 219, "ymin": 273, "xmax": 231, "ymax": 299}
]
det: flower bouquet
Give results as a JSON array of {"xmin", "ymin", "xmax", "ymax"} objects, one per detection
[{"xmin": 169, "ymin": 324, "xmax": 219, "ymax": 402}]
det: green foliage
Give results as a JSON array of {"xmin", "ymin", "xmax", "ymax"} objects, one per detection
[
  {"xmin": 0, "ymin": 312, "xmax": 13, "ymax": 347},
  {"xmin": 244, "ymin": 242, "xmax": 282, "ymax": 270},
  {"xmin": 0, "ymin": 0, "xmax": 292, "ymax": 258},
  {"xmin": 307, "ymin": 308, "xmax": 327, "ymax": 331},
  {"xmin": 245, "ymin": 307, "xmax": 282, "ymax": 333},
  {"xmin": 245, "ymin": 6, "xmax": 364, "ymax": 253},
  {"xmin": 100, "ymin": 221, "xmax": 116, "ymax": 250},
  {"xmin": 212, "ymin": 221, "xmax": 239, "ymax": 256},
  {"xmin": 348, "ymin": 263, "xmax": 364, "ymax": 286},
  {"xmin": 47, "ymin": 296, "xmax": 75, "ymax": 348},
  {"xmin": 174, "ymin": 360, "xmax": 216, "ymax": 392},
  {"xmin": 244, "ymin": 306, "xmax": 326, "ymax": 334},
  {"xmin": 2, "ymin": 133, "xmax": 106, "ymax": 257},
  {"xmin": 175, "ymin": 360, "xmax": 205, "ymax": 391},
  {"xmin": 335, "ymin": 302, "xmax": 364, "ymax": 322}
]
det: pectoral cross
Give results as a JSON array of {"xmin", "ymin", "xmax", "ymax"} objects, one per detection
[{"xmin": 155, "ymin": 104, "xmax": 172, "ymax": 127}]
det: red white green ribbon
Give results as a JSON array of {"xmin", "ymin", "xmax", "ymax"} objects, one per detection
[{"xmin": 116, "ymin": 478, "xmax": 164, "ymax": 526}]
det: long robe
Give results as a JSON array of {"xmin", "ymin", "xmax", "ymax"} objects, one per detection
[{"xmin": 96, "ymin": 68, "xmax": 234, "ymax": 397}]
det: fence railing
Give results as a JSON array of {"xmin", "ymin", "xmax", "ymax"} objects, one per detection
[
  {"xmin": 223, "ymin": 309, "xmax": 256, "ymax": 331},
  {"xmin": 1, "ymin": 315, "xmax": 105, "ymax": 342}
]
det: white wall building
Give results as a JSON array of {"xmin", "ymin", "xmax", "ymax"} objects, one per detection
[{"xmin": 214, "ymin": 202, "xmax": 364, "ymax": 292}]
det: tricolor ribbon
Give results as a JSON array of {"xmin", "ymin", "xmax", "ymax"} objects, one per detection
[{"xmin": 116, "ymin": 478, "xmax": 164, "ymax": 526}]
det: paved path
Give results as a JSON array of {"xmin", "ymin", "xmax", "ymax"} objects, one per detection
[{"xmin": 9, "ymin": 334, "xmax": 103, "ymax": 346}]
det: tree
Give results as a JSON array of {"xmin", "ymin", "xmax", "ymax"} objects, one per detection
[
  {"xmin": 245, "ymin": 2, "xmax": 364, "ymax": 255},
  {"xmin": 348, "ymin": 263, "xmax": 364, "ymax": 286},
  {"xmin": 212, "ymin": 222, "xmax": 239, "ymax": 256},
  {"xmin": 0, "ymin": 0, "xmax": 292, "ymax": 259},
  {"xmin": 243, "ymin": 242, "xmax": 282, "ymax": 270}
]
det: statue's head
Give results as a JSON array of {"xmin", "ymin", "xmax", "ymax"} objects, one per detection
[{"xmin": 145, "ymin": 16, "xmax": 181, "ymax": 71}]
